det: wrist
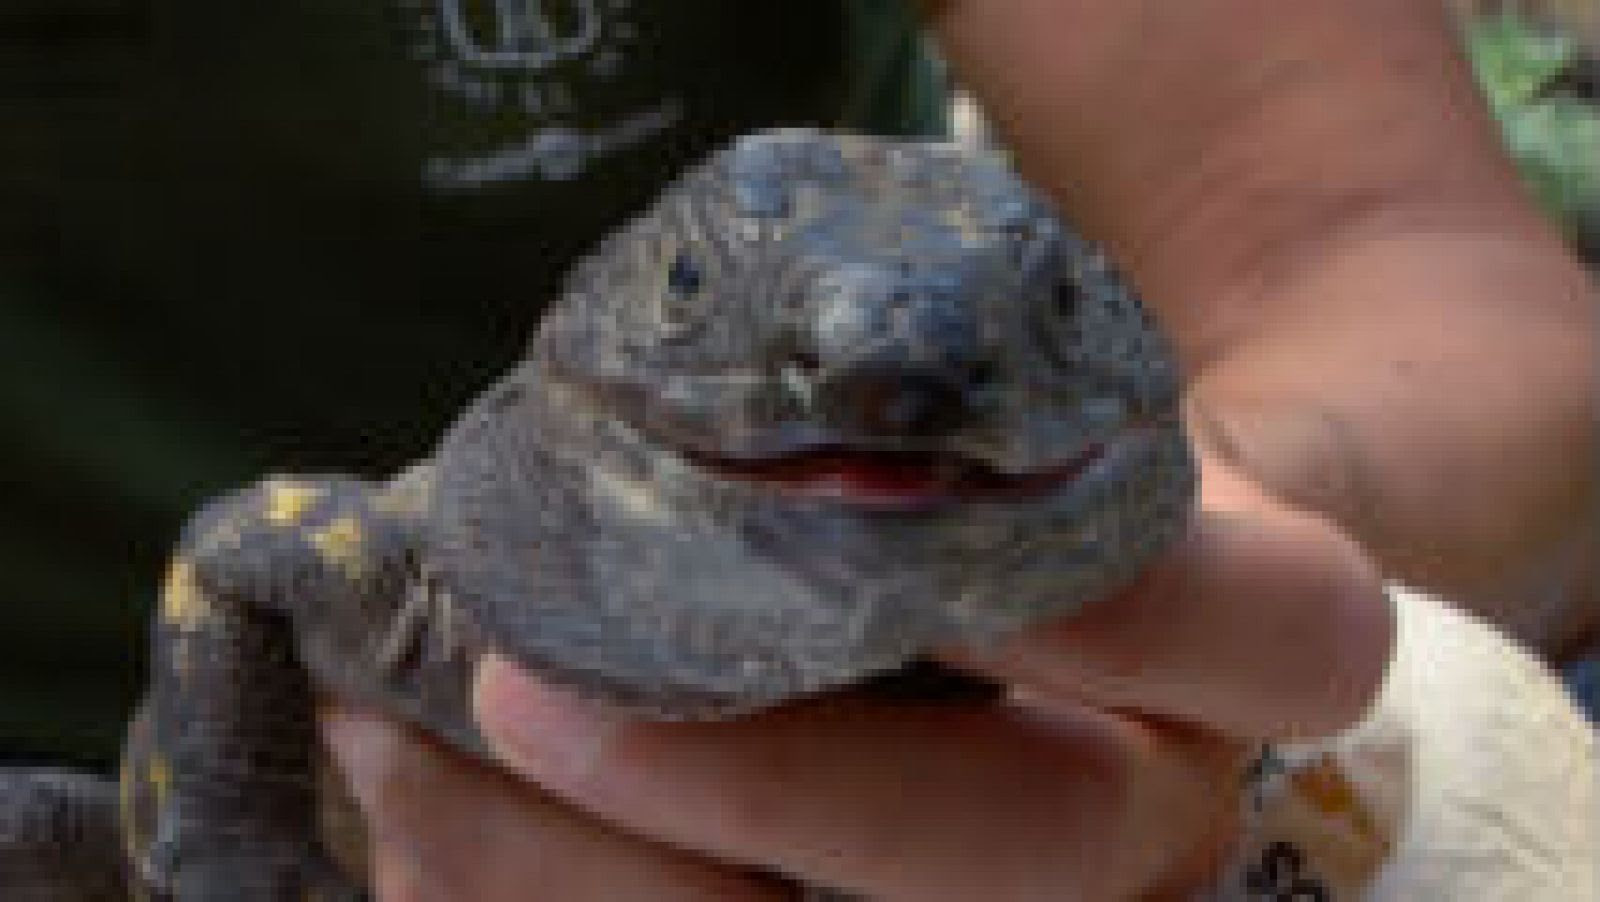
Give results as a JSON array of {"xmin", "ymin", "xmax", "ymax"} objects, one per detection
[{"xmin": 1190, "ymin": 230, "xmax": 1595, "ymax": 654}]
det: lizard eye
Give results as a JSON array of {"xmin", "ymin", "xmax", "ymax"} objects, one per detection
[
  {"xmin": 668, "ymin": 251, "xmax": 703, "ymax": 297},
  {"xmin": 656, "ymin": 250, "xmax": 709, "ymax": 341},
  {"xmin": 1052, "ymin": 281, "xmax": 1081, "ymax": 319},
  {"xmin": 1035, "ymin": 278, "xmax": 1088, "ymax": 366}
]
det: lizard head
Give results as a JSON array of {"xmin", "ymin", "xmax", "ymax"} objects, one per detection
[
  {"xmin": 537, "ymin": 129, "xmax": 1183, "ymax": 506},
  {"xmin": 433, "ymin": 130, "xmax": 1194, "ymax": 716}
]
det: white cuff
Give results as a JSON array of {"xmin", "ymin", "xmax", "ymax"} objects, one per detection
[{"xmin": 1206, "ymin": 585, "xmax": 1597, "ymax": 900}]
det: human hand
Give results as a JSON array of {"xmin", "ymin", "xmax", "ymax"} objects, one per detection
[{"xmin": 929, "ymin": 0, "xmax": 1596, "ymax": 656}]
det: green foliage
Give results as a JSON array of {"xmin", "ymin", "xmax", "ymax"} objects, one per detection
[{"xmin": 1466, "ymin": 13, "xmax": 1600, "ymax": 233}]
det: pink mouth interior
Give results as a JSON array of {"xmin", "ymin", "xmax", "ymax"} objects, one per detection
[{"xmin": 708, "ymin": 444, "xmax": 1104, "ymax": 508}]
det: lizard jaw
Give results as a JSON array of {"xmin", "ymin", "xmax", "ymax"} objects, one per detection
[{"xmin": 693, "ymin": 440, "xmax": 1111, "ymax": 512}]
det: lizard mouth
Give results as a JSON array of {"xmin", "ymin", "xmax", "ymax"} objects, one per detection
[{"xmin": 694, "ymin": 442, "xmax": 1108, "ymax": 510}]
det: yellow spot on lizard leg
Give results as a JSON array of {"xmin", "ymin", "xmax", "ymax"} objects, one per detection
[
  {"xmin": 118, "ymin": 753, "xmax": 140, "ymax": 854},
  {"xmin": 159, "ymin": 559, "xmax": 213, "ymax": 631},
  {"xmin": 310, "ymin": 515, "xmax": 367, "ymax": 579},
  {"xmin": 265, "ymin": 481, "xmax": 324, "ymax": 526},
  {"xmin": 146, "ymin": 755, "xmax": 172, "ymax": 808}
]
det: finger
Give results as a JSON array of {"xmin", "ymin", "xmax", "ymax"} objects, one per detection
[
  {"xmin": 320, "ymin": 705, "xmax": 786, "ymax": 902},
  {"xmin": 474, "ymin": 659, "xmax": 1246, "ymax": 901},
  {"xmin": 949, "ymin": 463, "xmax": 1395, "ymax": 739}
]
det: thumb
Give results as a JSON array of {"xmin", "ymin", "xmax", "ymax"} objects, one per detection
[{"xmin": 948, "ymin": 463, "xmax": 1395, "ymax": 740}]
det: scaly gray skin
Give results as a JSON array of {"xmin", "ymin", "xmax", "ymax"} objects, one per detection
[{"xmin": 0, "ymin": 130, "xmax": 1193, "ymax": 901}]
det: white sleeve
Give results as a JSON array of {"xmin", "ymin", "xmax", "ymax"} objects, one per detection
[{"xmin": 1203, "ymin": 585, "xmax": 1597, "ymax": 901}]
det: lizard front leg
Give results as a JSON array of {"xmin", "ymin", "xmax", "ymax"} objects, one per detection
[{"xmin": 124, "ymin": 475, "xmax": 428, "ymax": 902}]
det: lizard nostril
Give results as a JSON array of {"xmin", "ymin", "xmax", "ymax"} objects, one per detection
[
  {"xmin": 825, "ymin": 364, "xmax": 971, "ymax": 439},
  {"xmin": 788, "ymin": 348, "xmax": 823, "ymax": 374}
]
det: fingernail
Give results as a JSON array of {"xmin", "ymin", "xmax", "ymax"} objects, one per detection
[
  {"xmin": 472, "ymin": 655, "xmax": 620, "ymax": 787},
  {"xmin": 320, "ymin": 704, "xmax": 408, "ymax": 815}
]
